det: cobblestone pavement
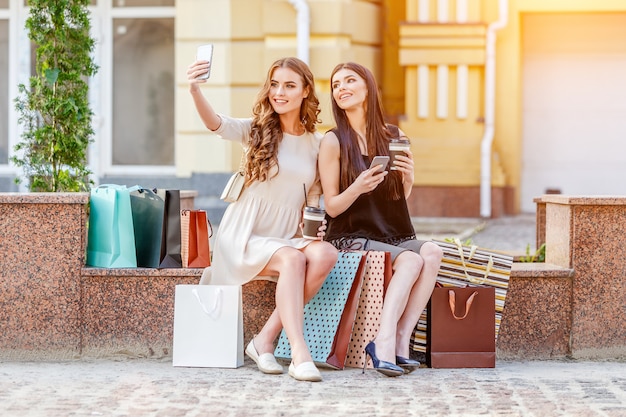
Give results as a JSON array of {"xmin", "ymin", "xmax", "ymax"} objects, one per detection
[
  {"xmin": 468, "ymin": 213, "xmax": 538, "ymax": 254},
  {"xmin": 412, "ymin": 213, "xmax": 538, "ymax": 254},
  {"xmin": 1, "ymin": 358, "xmax": 625, "ymax": 417}
]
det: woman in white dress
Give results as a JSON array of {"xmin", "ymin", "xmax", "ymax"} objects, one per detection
[{"xmin": 187, "ymin": 57, "xmax": 338, "ymax": 382}]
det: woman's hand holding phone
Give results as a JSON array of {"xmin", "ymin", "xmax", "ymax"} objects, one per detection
[
  {"xmin": 187, "ymin": 44, "xmax": 213, "ymax": 85},
  {"xmin": 353, "ymin": 156, "xmax": 388, "ymax": 195},
  {"xmin": 195, "ymin": 44, "xmax": 213, "ymax": 79},
  {"xmin": 369, "ymin": 156, "xmax": 389, "ymax": 174}
]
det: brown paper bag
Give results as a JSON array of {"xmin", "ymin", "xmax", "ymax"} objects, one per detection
[
  {"xmin": 428, "ymin": 286, "xmax": 496, "ymax": 368},
  {"xmin": 181, "ymin": 209, "xmax": 212, "ymax": 268}
]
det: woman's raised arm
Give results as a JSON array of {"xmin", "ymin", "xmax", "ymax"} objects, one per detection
[{"xmin": 187, "ymin": 60, "xmax": 222, "ymax": 131}]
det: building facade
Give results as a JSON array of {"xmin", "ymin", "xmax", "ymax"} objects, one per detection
[{"xmin": 2, "ymin": 0, "xmax": 625, "ymax": 218}]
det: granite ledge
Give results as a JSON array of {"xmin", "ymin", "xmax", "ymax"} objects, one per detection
[
  {"xmin": 511, "ymin": 262, "xmax": 574, "ymax": 279},
  {"xmin": 82, "ymin": 263, "xmax": 572, "ymax": 280},
  {"xmin": 537, "ymin": 194, "xmax": 626, "ymax": 206},
  {"xmin": 0, "ymin": 192, "xmax": 89, "ymax": 204},
  {"xmin": 81, "ymin": 267, "xmax": 204, "ymax": 277}
]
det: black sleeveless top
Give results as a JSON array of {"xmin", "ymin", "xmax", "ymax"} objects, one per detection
[{"xmin": 324, "ymin": 127, "xmax": 416, "ymax": 248}]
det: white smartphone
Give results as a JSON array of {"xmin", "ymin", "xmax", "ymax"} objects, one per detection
[
  {"xmin": 369, "ymin": 156, "xmax": 390, "ymax": 174},
  {"xmin": 195, "ymin": 44, "xmax": 214, "ymax": 80}
]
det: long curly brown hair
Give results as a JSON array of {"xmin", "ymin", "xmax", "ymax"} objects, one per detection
[{"xmin": 245, "ymin": 57, "xmax": 321, "ymax": 185}]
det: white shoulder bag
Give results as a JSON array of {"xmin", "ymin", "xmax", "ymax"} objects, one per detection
[{"xmin": 220, "ymin": 152, "xmax": 246, "ymax": 203}]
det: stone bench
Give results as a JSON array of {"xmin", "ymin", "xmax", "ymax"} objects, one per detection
[
  {"xmin": 80, "ymin": 268, "xmax": 277, "ymax": 359},
  {"xmin": 80, "ymin": 267, "xmax": 202, "ymax": 358},
  {"xmin": 497, "ymin": 262, "xmax": 574, "ymax": 359},
  {"xmin": 79, "ymin": 262, "xmax": 575, "ymax": 361},
  {"xmin": 536, "ymin": 196, "xmax": 626, "ymax": 358},
  {"xmin": 1, "ymin": 192, "xmax": 624, "ymax": 361}
]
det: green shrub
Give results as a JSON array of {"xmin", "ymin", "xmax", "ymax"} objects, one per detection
[
  {"xmin": 521, "ymin": 243, "xmax": 546, "ymax": 263},
  {"xmin": 12, "ymin": 0, "xmax": 98, "ymax": 192}
]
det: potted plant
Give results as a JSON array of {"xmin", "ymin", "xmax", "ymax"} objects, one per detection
[{"xmin": 12, "ymin": 0, "xmax": 98, "ymax": 192}]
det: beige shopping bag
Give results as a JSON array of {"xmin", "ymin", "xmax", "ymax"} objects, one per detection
[{"xmin": 344, "ymin": 251, "xmax": 392, "ymax": 369}]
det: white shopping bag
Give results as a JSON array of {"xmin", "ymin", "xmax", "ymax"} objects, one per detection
[{"xmin": 173, "ymin": 284, "xmax": 244, "ymax": 368}]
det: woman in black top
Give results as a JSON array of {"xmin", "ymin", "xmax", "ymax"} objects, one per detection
[{"xmin": 319, "ymin": 62, "xmax": 443, "ymax": 377}]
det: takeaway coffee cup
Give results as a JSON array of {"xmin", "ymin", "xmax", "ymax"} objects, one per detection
[
  {"xmin": 389, "ymin": 138, "xmax": 410, "ymax": 170},
  {"xmin": 302, "ymin": 206, "xmax": 326, "ymax": 239}
]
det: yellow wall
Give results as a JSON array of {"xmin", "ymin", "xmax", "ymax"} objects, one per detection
[
  {"xmin": 394, "ymin": 0, "xmax": 626, "ymax": 212},
  {"xmin": 175, "ymin": 0, "xmax": 383, "ymax": 177},
  {"xmin": 175, "ymin": 0, "xmax": 626, "ymax": 212}
]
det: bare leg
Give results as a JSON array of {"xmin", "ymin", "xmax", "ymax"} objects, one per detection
[
  {"xmin": 301, "ymin": 240, "xmax": 338, "ymax": 298},
  {"xmin": 253, "ymin": 241, "xmax": 337, "ymax": 355},
  {"xmin": 395, "ymin": 242, "xmax": 442, "ymax": 358},
  {"xmin": 374, "ymin": 250, "xmax": 423, "ymax": 363}
]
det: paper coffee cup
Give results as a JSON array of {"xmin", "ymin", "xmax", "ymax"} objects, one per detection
[
  {"xmin": 302, "ymin": 207, "xmax": 325, "ymax": 239},
  {"xmin": 389, "ymin": 139, "xmax": 410, "ymax": 170}
]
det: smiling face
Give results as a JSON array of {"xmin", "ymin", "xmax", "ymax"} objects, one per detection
[
  {"xmin": 268, "ymin": 67, "xmax": 309, "ymax": 116},
  {"xmin": 331, "ymin": 68, "xmax": 368, "ymax": 111}
]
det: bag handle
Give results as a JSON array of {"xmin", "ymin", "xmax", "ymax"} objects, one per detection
[
  {"xmin": 452, "ymin": 238, "xmax": 494, "ymax": 285},
  {"xmin": 192, "ymin": 287, "xmax": 222, "ymax": 320},
  {"xmin": 95, "ymin": 184, "xmax": 126, "ymax": 190},
  {"xmin": 128, "ymin": 185, "xmax": 161, "ymax": 201},
  {"xmin": 448, "ymin": 289, "xmax": 478, "ymax": 320},
  {"xmin": 181, "ymin": 209, "xmax": 214, "ymax": 238},
  {"xmin": 206, "ymin": 215, "xmax": 213, "ymax": 238}
]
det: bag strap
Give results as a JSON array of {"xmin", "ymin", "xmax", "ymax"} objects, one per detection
[
  {"xmin": 448, "ymin": 289, "xmax": 478, "ymax": 320},
  {"xmin": 206, "ymin": 214, "xmax": 213, "ymax": 238},
  {"xmin": 237, "ymin": 149, "xmax": 247, "ymax": 174},
  {"xmin": 452, "ymin": 238, "xmax": 493, "ymax": 285}
]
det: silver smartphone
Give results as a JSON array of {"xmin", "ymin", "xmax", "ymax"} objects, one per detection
[
  {"xmin": 369, "ymin": 156, "xmax": 390, "ymax": 174},
  {"xmin": 195, "ymin": 44, "xmax": 214, "ymax": 80}
]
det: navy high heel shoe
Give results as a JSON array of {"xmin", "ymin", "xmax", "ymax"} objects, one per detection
[
  {"xmin": 396, "ymin": 356, "xmax": 420, "ymax": 373},
  {"xmin": 363, "ymin": 342, "xmax": 403, "ymax": 377}
]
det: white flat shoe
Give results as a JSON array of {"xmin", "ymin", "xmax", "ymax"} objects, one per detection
[
  {"xmin": 288, "ymin": 361, "xmax": 322, "ymax": 382},
  {"xmin": 245, "ymin": 339, "xmax": 283, "ymax": 374}
]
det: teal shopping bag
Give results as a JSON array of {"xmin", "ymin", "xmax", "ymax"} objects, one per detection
[
  {"xmin": 274, "ymin": 251, "xmax": 366, "ymax": 369},
  {"xmin": 86, "ymin": 185, "xmax": 137, "ymax": 267},
  {"xmin": 129, "ymin": 187, "xmax": 164, "ymax": 267}
]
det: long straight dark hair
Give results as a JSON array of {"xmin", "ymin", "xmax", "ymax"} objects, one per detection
[{"xmin": 330, "ymin": 62, "xmax": 403, "ymax": 200}]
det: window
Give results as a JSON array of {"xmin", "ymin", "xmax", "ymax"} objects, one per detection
[
  {"xmin": 112, "ymin": 17, "xmax": 174, "ymax": 165},
  {"xmin": 12, "ymin": 0, "xmax": 176, "ymax": 175},
  {"xmin": 24, "ymin": 1, "xmax": 96, "ymax": 5},
  {"xmin": 113, "ymin": 0, "xmax": 174, "ymax": 6}
]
